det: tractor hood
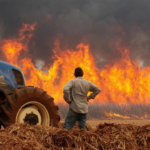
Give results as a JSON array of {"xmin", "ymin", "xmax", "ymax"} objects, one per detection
[{"xmin": 0, "ymin": 61, "xmax": 25, "ymax": 88}]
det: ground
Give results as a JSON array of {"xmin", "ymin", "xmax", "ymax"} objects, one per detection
[
  {"xmin": 1, "ymin": 119, "xmax": 150, "ymax": 150},
  {"xmin": 61, "ymin": 119, "xmax": 150, "ymax": 129}
]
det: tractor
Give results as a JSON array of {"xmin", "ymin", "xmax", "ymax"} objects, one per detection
[{"xmin": 0, "ymin": 61, "xmax": 60, "ymax": 127}]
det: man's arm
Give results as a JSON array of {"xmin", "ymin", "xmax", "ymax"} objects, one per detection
[
  {"xmin": 87, "ymin": 82, "xmax": 101, "ymax": 100},
  {"xmin": 63, "ymin": 80, "xmax": 73, "ymax": 104}
]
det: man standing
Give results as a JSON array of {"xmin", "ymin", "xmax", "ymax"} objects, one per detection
[{"xmin": 63, "ymin": 67, "xmax": 101, "ymax": 130}]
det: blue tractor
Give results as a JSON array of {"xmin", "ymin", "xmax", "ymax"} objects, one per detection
[{"xmin": 0, "ymin": 61, "xmax": 60, "ymax": 127}]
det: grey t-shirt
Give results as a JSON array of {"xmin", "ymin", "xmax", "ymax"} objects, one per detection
[{"xmin": 63, "ymin": 77, "xmax": 101, "ymax": 114}]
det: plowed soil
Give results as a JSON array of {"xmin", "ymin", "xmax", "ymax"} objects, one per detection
[{"xmin": 0, "ymin": 121, "xmax": 150, "ymax": 150}]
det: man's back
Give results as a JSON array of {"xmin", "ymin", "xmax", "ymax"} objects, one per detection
[
  {"xmin": 64, "ymin": 77, "xmax": 101, "ymax": 113},
  {"xmin": 63, "ymin": 67, "xmax": 101, "ymax": 130}
]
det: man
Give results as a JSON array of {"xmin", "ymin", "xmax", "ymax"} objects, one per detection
[{"xmin": 63, "ymin": 67, "xmax": 101, "ymax": 130}]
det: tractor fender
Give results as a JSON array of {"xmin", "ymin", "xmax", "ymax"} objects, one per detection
[{"xmin": 0, "ymin": 84, "xmax": 14, "ymax": 102}]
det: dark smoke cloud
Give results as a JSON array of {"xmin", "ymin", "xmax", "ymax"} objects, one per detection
[{"xmin": 0, "ymin": 0, "xmax": 150, "ymax": 68}]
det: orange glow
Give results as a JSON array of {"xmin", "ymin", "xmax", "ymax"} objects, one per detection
[
  {"xmin": 0, "ymin": 23, "xmax": 36, "ymax": 66},
  {"xmin": 131, "ymin": 113, "xmax": 150, "ymax": 119},
  {"xmin": 1, "ymin": 23, "xmax": 150, "ymax": 105},
  {"xmin": 105, "ymin": 111, "xmax": 130, "ymax": 119},
  {"xmin": 104, "ymin": 111, "xmax": 150, "ymax": 119},
  {"xmin": 1, "ymin": 40, "xmax": 26, "ymax": 66}
]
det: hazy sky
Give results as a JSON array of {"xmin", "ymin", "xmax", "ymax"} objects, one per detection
[{"xmin": 0, "ymin": 0, "xmax": 150, "ymax": 68}]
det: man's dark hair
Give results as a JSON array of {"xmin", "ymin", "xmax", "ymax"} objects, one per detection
[{"xmin": 74, "ymin": 67, "xmax": 84, "ymax": 77}]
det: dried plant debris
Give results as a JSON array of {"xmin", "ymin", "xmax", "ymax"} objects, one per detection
[{"xmin": 0, "ymin": 123, "xmax": 150, "ymax": 150}]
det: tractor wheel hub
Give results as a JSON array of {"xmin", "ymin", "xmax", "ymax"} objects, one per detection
[{"xmin": 24, "ymin": 113, "xmax": 39, "ymax": 125}]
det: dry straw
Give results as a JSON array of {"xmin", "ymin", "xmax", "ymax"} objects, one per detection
[{"xmin": 0, "ymin": 122, "xmax": 149, "ymax": 150}]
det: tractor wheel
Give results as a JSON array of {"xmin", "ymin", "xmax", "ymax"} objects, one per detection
[{"xmin": 0, "ymin": 86, "xmax": 60, "ymax": 127}]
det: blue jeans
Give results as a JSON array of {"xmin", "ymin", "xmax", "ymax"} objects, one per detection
[{"xmin": 63, "ymin": 109, "xmax": 87, "ymax": 130}]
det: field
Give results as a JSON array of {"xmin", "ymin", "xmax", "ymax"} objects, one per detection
[
  {"xmin": 58, "ymin": 103, "xmax": 150, "ymax": 120},
  {"xmin": 60, "ymin": 119, "xmax": 150, "ymax": 129},
  {"xmin": 86, "ymin": 119, "xmax": 150, "ymax": 128},
  {"xmin": 0, "ymin": 119, "xmax": 150, "ymax": 150}
]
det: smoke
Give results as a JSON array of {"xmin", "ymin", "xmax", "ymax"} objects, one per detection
[{"xmin": 0, "ymin": 0, "xmax": 150, "ymax": 68}]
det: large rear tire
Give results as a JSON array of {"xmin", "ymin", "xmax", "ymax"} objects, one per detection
[{"xmin": 0, "ymin": 86, "xmax": 60, "ymax": 127}]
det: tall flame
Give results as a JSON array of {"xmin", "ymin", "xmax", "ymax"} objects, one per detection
[{"xmin": 0, "ymin": 23, "xmax": 150, "ymax": 104}]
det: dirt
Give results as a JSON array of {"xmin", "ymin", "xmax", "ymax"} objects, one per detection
[
  {"xmin": 0, "ymin": 121, "xmax": 150, "ymax": 150},
  {"xmin": 86, "ymin": 119, "xmax": 150, "ymax": 128}
]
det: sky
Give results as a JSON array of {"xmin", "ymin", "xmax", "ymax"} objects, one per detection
[{"xmin": 0, "ymin": 0, "xmax": 150, "ymax": 69}]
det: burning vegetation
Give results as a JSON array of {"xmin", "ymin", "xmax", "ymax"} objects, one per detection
[
  {"xmin": 0, "ymin": 23, "xmax": 150, "ymax": 119},
  {"xmin": 58, "ymin": 103, "xmax": 150, "ymax": 120},
  {"xmin": 0, "ymin": 1, "xmax": 150, "ymax": 149}
]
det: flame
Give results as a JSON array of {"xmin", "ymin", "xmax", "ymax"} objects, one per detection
[
  {"xmin": 104, "ymin": 111, "xmax": 150, "ymax": 119},
  {"xmin": 131, "ymin": 113, "xmax": 150, "ymax": 119},
  {"xmin": 105, "ymin": 111, "xmax": 130, "ymax": 119},
  {"xmin": 99, "ymin": 48, "xmax": 150, "ymax": 104},
  {"xmin": 1, "ymin": 23, "xmax": 150, "ymax": 105},
  {"xmin": 20, "ymin": 41, "xmax": 100, "ymax": 103},
  {"xmin": 0, "ymin": 23, "xmax": 36, "ymax": 66}
]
